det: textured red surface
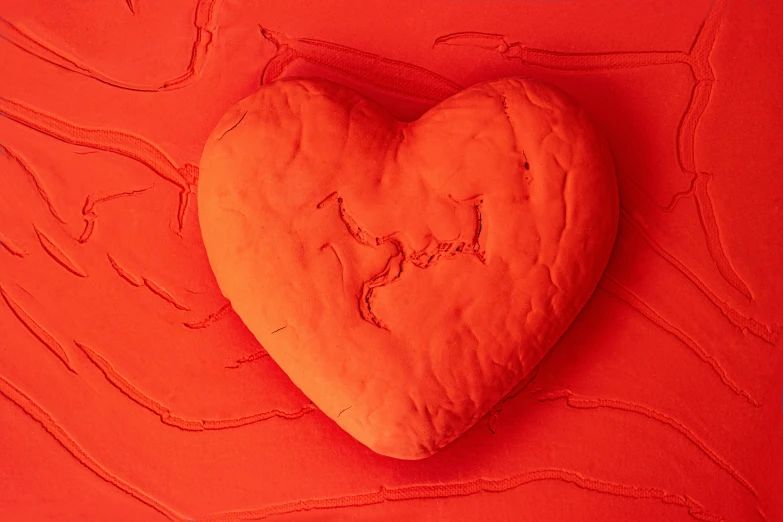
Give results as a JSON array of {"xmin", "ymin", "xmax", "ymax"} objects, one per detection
[
  {"xmin": 197, "ymin": 76, "xmax": 619, "ymax": 459},
  {"xmin": 0, "ymin": 1, "xmax": 781, "ymax": 520}
]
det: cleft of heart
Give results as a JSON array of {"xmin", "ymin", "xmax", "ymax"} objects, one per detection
[{"xmin": 198, "ymin": 76, "xmax": 618, "ymax": 459}]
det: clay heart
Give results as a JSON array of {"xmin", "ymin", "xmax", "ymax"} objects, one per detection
[{"xmin": 198, "ymin": 77, "xmax": 618, "ymax": 459}]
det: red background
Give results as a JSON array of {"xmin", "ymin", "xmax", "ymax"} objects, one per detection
[{"xmin": 1, "ymin": 1, "xmax": 781, "ymax": 520}]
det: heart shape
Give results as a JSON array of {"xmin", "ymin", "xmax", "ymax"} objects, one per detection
[{"xmin": 198, "ymin": 77, "xmax": 618, "ymax": 459}]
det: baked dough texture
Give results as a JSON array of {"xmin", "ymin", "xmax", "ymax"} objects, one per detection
[{"xmin": 198, "ymin": 77, "xmax": 618, "ymax": 459}]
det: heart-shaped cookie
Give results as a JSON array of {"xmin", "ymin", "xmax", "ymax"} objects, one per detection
[{"xmin": 198, "ymin": 77, "xmax": 618, "ymax": 459}]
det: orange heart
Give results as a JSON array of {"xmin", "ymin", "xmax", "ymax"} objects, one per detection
[{"xmin": 198, "ymin": 77, "xmax": 618, "ymax": 459}]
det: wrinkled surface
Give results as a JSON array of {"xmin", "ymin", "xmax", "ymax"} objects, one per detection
[
  {"xmin": 198, "ymin": 77, "xmax": 618, "ymax": 458},
  {"xmin": 2, "ymin": 0, "xmax": 782, "ymax": 519}
]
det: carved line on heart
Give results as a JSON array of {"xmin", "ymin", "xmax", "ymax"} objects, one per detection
[{"xmin": 316, "ymin": 190, "xmax": 487, "ymax": 330}]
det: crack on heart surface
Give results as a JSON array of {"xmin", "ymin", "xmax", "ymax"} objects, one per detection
[
  {"xmin": 317, "ymin": 190, "xmax": 487, "ymax": 330},
  {"xmin": 218, "ymin": 111, "xmax": 248, "ymax": 141}
]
